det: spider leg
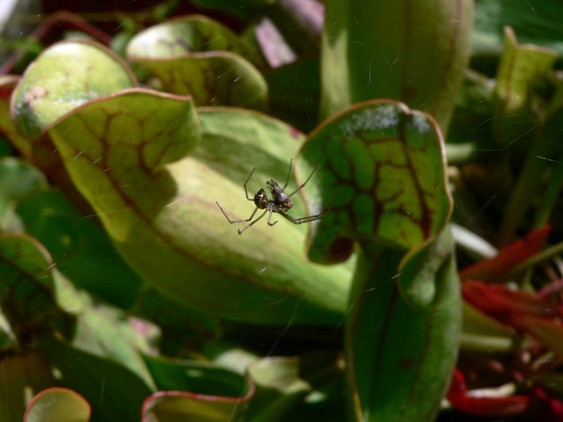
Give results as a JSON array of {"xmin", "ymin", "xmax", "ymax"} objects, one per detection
[
  {"xmin": 267, "ymin": 210, "xmax": 278, "ymax": 226},
  {"xmin": 278, "ymin": 208, "xmax": 328, "ymax": 224},
  {"xmin": 282, "ymin": 159, "xmax": 293, "ymax": 190},
  {"xmin": 238, "ymin": 210, "xmax": 269, "ymax": 234},
  {"xmin": 287, "ymin": 163, "xmax": 319, "ymax": 198},
  {"xmin": 243, "ymin": 167, "xmax": 258, "ymax": 201},
  {"xmin": 216, "ymin": 201, "xmax": 259, "ymax": 224}
]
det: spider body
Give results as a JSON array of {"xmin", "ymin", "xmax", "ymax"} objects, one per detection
[
  {"xmin": 217, "ymin": 160, "xmax": 327, "ymax": 234},
  {"xmin": 263, "ymin": 179, "xmax": 293, "ymax": 211}
]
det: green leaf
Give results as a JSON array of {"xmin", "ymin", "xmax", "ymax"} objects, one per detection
[
  {"xmin": 300, "ymin": 100, "xmax": 452, "ymax": 265},
  {"xmin": 460, "ymin": 302, "xmax": 514, "ymax": 353},
  {"xmin": 11, "ymin": 40, "xmax": 136, "ymax": 139},
  {"xmin": 128, "ymin": 15, "xmax": 257, "ymax": 59},
  {"xmin": 346, "ymin": 241, "xmax": 460, "ymax": 422},
  {"xmin": 0, "ymin": 233, "xmax": 154, "ymax": 416},
  {"xmin": 245, "ymin": 357, "xmax": 312, "ymax": 422},
  {"xmin": 143, "ymin": 354, "xmax": 249, "ymax": 396},
  {"xmin": 38, "ymin": 334, "xmax": 153, "ymax": 422},
  {"xmin": 300, "ymin": 100, "xmax": 457, "ymax": 420},
  {"xmin": 24, "ymin": 387, "xmax": 91, "ymax": 422},
  {"xmin": 493, "ymin": 27, "xmax": 558, "ymax": 148},
  {"xmin": 16, "ymin": 190, "xmax": 142, "ymax": 308},
  {"xmin": 265, "ymin": 59, "xmax": 320, "ymax": 132},
  {"xmin": 47, "ymin": 97, "xmax": 350, "ymax": 323},
  {"xmin": 127, "ymin": 16, "xmax": 267, "ymax": 108},
  {"xmin": 495, "ymin": 27, "xmax": 560, "ymax": 243},
  {"xmin": 320, "ymin": 0, "xmax": 474, "ymax": 133},
  {"xmin": 7, "ymin": 41, "xmax": 139, "ymax": 210},
  {"xmin": 398, "ymin": 222, "xmax": 455, "ymax": 308},
  {"xmin": 448, "ymin": 70, "xmax": 495, "ymax": 147},
  {"xmin": 473, "ymin": 0, "xmax": 563, "ymax": 58},
  {"xmin": 0, "ymin": 233, "xmax": 74, "ymax": 342},
  {"xmin": 0, "ymin": 157, "xmax": 47, "ymax": 232},
  {"xmin": 132, "ymin": 286, "xmax": 219, "ymax": 356},
  {"xmin": 67, "ymin": 306, "xmax": 156, "ymax": 389},
  {"xmin": 533, "ymin": 78, "xmax": 563, "ymax": 226},
  {"xmin": 142, "ymin": 390, "xmax": 252, "ymax": 422}
]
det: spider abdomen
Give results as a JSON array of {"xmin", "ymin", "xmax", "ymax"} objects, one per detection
[{"xmin": 254, "ymin": 189, "xmax": 268, "ymax": 209}]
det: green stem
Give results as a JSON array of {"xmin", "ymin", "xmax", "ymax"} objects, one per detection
[
  {"xmin": 460, "ymin": 333, "xmax": 513, "ymax": 353},
  {"xmin": 498, "ymin": 131, "xmax": 544, "ymax": 245},
  {"xmin": 507, "ymin": 240, "xmax": 563, "ymax": 277},
  {"xmin": 534, "ymin": 155, "xmax": 563, "ymax": 226}
]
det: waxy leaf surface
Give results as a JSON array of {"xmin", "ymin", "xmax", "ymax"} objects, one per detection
[
  {"xmin": 244, "ymin": 357, "xmax": 313, "ymax": 421},
  {"xmin": 0, "ymin": 234, "xmax": 71, "ymax": 338},
  {"xmin": 300, "ymin": 99, "xmax": 457, "ymax": 421},
  {"xmin": 127, "ymin": 16, "xmax": 267, "ymax": 108},
  {"xmin": 142, "ymin": 387, "xmax": 252, "ymax": 422},
  {"xmin": 0, "ymin": 157, "xmax": 47, "ymax": 232},
  {"xmin": 0, "ymin": 233, "xmax": 154, "ymax": 408},
  {"xmin": 8, "ymin": 41, "xmax": 137, "ymax": 209},
  {"xmin": 38, "ymin": 334, "xmax": 152, "ymax": 422},
  {"xmin": 25, "ymin": 388, "xmax": 91, "ymax": 422},
  {"xmin": 11, "ymin": 40, "xmax": 136, "ymax": 140},
  {"xmin": 321, "ymin": 0, "xmax": 474, "ymax": 132},
  {"xmin": 47, "ymin": 95, "xmax": 350, "ymax": 324},
  {"xmin": 493, "ymin": 27, "xmax": 558, "ymax": 148},
  {"xmin": 16, "ymin": 190, "xmax": 142, "ymax": 308},
  {"xmin": 346, "ymin": 240, "xmax": 460, "ymax": 422},
  {"xmin": 300, "ymin": 100, "xmax": 451, "ymax": 266}
]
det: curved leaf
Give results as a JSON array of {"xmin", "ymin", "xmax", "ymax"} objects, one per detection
[
  {"xmin": 0, "ymin": 233, "xmax": 72, "ymax": 340},
  {"xmin": 460, "ymin": 224, "xmax": 551, "ymax": 281},
  {"xmin": 300, "ymin": 100, "xmax": 458, "ymax": 421},
  {"xmin": 493, "ymin": 26, "xmax": 558, "ymax": 148},
  {"xmin": 48, "ymin": 100, "xmax": 350, "ymax": 324},
  {"xmin": 132, "ymin": 287, "xmax": 219, "ymax": 355},
  {"xmin": 38, "ymin": 334, "xmax": 153, "ymax": 422},
  {"xmin": 11, "ymin": 40, "xmax": 136, "ymax": 140},
  {"xmin": 16, "ymin": 190, "xmax": 142, "ymax": 308},
  {"xmin": 321, "ymin": 0, "xmax": 474, "ymax": 133},
  {"xmin": 0, "ymin": 157, "xmax": 47, "ymax": 231},
  {"xmin": 24, "ymin": 387, "xmax": 91, "ymax": 422},
  {"xmin": 245, "ymin": 357, "xmax": 312, "ymax": 421},
  {"xmin": 142, "ymin": 388, "xmax": 253, "ymax": 422},
  {"xmin": 143, "ymin": 354, "xmax": 249, "ymax": 397},
  {"xmin": 494, "ymin": 28, "xmax": 560, "ymax": 243},
  {"xmin": 300, "ymin": 100, "xmax": 451, "ymax": 265},
  {"xmin": 127, "ymin": 16, "xmax": 267, "ymax": 108},
  {"xmin": 345, "ymin": 235, "xmax": 460, "ymax": 422},
  {"xmin": 474, "ymin": 0, "xmax": 563, "ymax": 57},
  {"xmin": 127, "ymin": 15, "xmax": 257, "ymax": 59},
  {"xmin": 8, "ymin": 41, "xmax": 138, "ymax": 210},
  {"xmin": 68, "ymin": 306, "xmax": 156, "ymax": 388},
  {"xmin": 11, "ymin": 35, "xmax": 350, "ymax": 325}
]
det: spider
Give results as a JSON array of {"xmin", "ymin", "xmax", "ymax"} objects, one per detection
[{"xmin": 216, "ymin": 159, "xmax": 328, "ymax": 234}]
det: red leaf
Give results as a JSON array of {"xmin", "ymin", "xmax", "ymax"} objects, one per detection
[
  {"xmin": 447, "ymin": 370, "xmax": 529, "ymax": 417},
  {"xmin": 460, "ymin": 225, "xmax": 551, "ymax": 281},
  {"xmin": 462, "ymin": 280, "xmax": 563, "ymax": 323}
]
